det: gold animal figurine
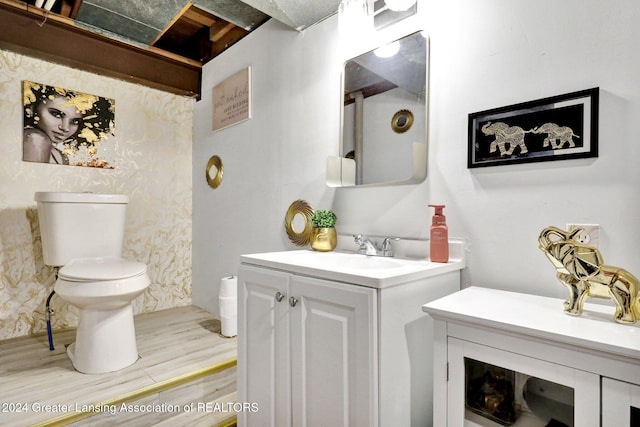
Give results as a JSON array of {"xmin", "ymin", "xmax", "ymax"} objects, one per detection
[{"xmin": 538, "ymin": 226, "xmax": 640, "ymax": 324}]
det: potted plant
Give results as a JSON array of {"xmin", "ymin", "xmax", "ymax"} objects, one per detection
[{"xmin": 310, "ymin": 209, "xmax": 337, "ymax": 252}]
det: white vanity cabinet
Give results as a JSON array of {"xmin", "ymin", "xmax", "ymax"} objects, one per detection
[
  {"xmin": 237, "ymin": 264, "xmax": 377, "ymax": 427},
  {"xmin": 237, "ymin": 249, "xmax": 465, "ymax": 427},
  {"xmin": 423, "ymin": 287, "xmax": 640, "ymax": 427}
]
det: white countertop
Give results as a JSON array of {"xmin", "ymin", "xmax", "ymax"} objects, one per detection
[
  {"xmin": 240, "ymin": 248, "xmax": 465, "ymax": 289},
  {"xmin": 422, "ymin": 286, "xmax": 640, "ymax": 361}
]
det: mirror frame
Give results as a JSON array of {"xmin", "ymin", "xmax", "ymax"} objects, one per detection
[{"xmin": 327, "ymin": 31, "xmax": 429, "ymax": 188}]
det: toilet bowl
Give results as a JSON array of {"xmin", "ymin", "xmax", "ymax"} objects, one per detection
[
  {"xmin": 35, "ymin": 191, "xmax": 150, "ymax": 375},
  {"xmin": 55, "ymin": 257, "xmax": 150, "ymax": 374}
]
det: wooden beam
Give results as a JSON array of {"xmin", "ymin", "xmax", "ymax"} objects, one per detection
[
  {"xmin": 0, "ymin": 0, "xmax": 201, "ymax": 98},
  {"xmin": 211, "ymin": 27, "xmax": 247, "ymax": 57},
  {"xmin": 344, "ymin": 80, "xmax": 398, "ymax": 106},
  {"xmin": 150, "ymin": 0, "xmax": 193, "ymax": 47},
  {"xmin": 184, "ymin": 6, "xmax": 216, "ymax": 27},
  {"xmin": 59, "ymin": 0, "xmax": 73, "ymax": 17},
  {"xmin": 209, "ymin": 21, "xmax": 236, "ymax": 42},
  {"xmin": 69, "ymin": 0, "xmax": 82, "ymax": 19}
]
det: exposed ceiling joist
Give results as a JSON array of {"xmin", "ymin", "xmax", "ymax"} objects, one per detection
[
  {"xmin": 210, "ymin": 21, "xmax": 236, "ymax": 42},
  {"xmin": 0, "ymin": 0, "xmax": 342, "ymax": 97},
  {"xmin": 0, "ymin": 0, "xmax": 201, "ymax": 97}
]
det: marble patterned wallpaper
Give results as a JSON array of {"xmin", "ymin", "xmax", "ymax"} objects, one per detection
[{"xmin": 0, "ymin": 49, "xmax": 194, "ymax": 340}]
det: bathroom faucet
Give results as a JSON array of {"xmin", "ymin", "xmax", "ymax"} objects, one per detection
[{"xmin": 353, "ymin": 235, "xmax": 399, "ymax": 257}]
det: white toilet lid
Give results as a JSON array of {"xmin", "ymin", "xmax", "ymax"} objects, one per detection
[{"xmin": 58, "ymin": 257, "xmax": 147, "ymax": 281}]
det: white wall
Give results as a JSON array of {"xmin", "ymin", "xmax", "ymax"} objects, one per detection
[
  {"xmin": 193, "ymin": 0, "xmax": 640, "ymax": 314},
  {"xmin": 344, "ymin": 87, "xmax": 426, "ymax": 184}
]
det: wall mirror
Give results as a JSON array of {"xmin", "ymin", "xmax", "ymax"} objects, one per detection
[{"xmin": 327, "ymin": 30, "xmax": 429, "ymax": 187}]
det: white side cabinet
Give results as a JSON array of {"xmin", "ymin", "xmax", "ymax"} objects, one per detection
[
  {"xmin": 238, "ymin": 251, "xmax": 463, "ymax": 427},
  {"xmin": 423, "ymin": 287, "xmax": 640, "ymax": 427},
  {"xmin": 602, "ymin": 378, "xmax": 640, "ymax": 427}
]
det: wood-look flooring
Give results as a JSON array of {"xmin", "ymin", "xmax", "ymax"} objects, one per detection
[{"xmin": 0, "ymin": 305, "xmax": 237, "ymax": 426}]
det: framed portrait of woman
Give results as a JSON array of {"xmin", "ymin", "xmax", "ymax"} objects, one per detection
[{"xmin": 22, "ymin": 81, "xmax": 116, "ymax": 168}]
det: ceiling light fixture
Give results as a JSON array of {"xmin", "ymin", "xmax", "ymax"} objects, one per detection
[{"xmin": 338, "ymin": 0, "xmax": 373, "ymax": 34}]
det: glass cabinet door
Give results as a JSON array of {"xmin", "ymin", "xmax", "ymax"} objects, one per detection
[
  {"xmin": 447, "ymin": 338, "xmax": 600, "ymax": 427},
  {"xmin": 602, "ymin": 377, "xmax": 640, "ymax": 427}
]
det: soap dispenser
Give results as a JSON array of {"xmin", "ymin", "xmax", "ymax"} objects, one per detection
[{"xmin": 428, "ymin": 204, "xmax": 449, "ymax": 263}]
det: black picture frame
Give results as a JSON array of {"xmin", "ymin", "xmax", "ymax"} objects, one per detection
[{"xmin": 468, "ymin": 88, "xmax": 599, "ymax": 168}]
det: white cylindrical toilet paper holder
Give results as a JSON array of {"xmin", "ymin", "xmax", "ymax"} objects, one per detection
[{"xmin": 219, "ymin": 276, "xmax": 237, "ymax": 337}]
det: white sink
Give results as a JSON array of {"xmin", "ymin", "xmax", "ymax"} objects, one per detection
[
  {"xmin": 284, "ymin": 251, "xmax": 405, "ymax": 270},
  {"xmin": 240, "ymin": 248, "xmax": 465, "ymax": 288}
]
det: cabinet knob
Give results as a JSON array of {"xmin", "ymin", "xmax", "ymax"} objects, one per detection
[
  {"xmin": 275, "ymin": 291, "xmax": 285, "ymax": 302},
  {"xmin": 289, "ymin": 296, "xmax": 298, "ymax": 307}
]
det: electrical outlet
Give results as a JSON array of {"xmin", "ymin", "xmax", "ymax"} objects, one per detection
[{"xmin": 566, "ymin": 224, "xmax": 600, "ymax": 247}]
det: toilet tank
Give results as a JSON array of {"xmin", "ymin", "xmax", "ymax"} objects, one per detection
[{"xmin": 35, "ymin": 192, "xmax": 130, "ymax": 267}]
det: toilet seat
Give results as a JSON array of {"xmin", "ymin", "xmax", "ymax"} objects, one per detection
[
  {"xmin": 55, "ymin": 256, "xmax": 149, "ymax": 300},
  {"xmin": 58, "ymin": 256, "xmax": 147, "ymax": 282}
]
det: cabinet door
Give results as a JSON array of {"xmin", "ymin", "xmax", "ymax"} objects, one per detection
[
  {"xmin": 602, "ymin": 378, "xmax": 640, "ymax": 427},
  {"xmin": 289, "ymin": 275, "xmax": 378, "ymax": 427},
  {"xmin": 447, "ymin": 338, "xmax": 600, "ymax": 427},
  {"xmin": 238, "ymin": 265, "xmax": 291, "ymax": 427}
]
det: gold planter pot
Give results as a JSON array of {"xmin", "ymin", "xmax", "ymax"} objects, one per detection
[{"xmin": 310, "ymin": 227, "xmax": 337, "ymax": 252}]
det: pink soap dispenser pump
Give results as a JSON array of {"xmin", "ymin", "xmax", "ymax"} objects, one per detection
[{"xmin": 428, "ymin": 204, "xmax": 449, "ymax": 263}]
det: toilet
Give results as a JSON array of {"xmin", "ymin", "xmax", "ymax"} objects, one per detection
[{"xmin": 35, "ymin": 191, "xmax": 150, "ymax": 374}]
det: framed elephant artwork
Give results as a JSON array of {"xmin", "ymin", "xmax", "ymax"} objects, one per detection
[{"xmin": 467, "ymin": 88, "xmax": 598, "ymax": 168}]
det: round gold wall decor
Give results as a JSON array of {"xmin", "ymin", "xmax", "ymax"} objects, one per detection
[
  {"xmin": 391, "ymin": 109, "xmax": 414, "ymax": 134},
  {"xmin": 206, "ymin": 155, "xmax": 224, "ymax": 189},
  {"xmin": 284, "ymin": 200, "xmax": 314, "ymax": 246}
]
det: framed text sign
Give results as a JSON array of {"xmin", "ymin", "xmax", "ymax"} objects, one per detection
[{"xmin": 212, "ymin": 66, "xmax": 251, "ymax": 132}]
